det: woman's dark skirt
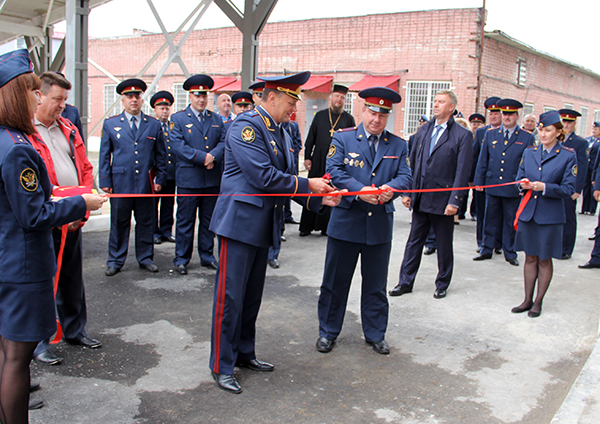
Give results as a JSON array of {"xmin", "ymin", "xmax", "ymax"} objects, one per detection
[{"xmin": 515, "ymin": 220, "xmax": 563, "ymax": 260}]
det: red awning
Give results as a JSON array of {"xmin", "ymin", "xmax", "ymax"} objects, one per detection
[
  {"xmin": 212, "ymin": 77, "xmax": 238, "ymax": 91},
  {"xmin": 302, "ymin": 75, "xmax": 333, "ymax": 93},
  {"xmin": 216, "ymin": 79, "xmax": 241, "ymax": 92},
  {"xmin": 348, "ymin": 75, "xmax": 400, "ymax": 91}
]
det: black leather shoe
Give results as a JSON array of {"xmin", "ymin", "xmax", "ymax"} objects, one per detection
[
  {"xmin": 561, "ymin": 254, "xmax": 572, "ymax": 260},
  {"xmin": 316, "ymin": 336, "xmax": 334, "ymax": 353},
  {"xmin": 65, "ymin": 336, "xmax": 102, "ymax": 349},
  {"xmin": 528, "ymin": 308, "xmax": 542, "ymax": 318},
  {"xmin": 280, "ymin": 235, "xmax": 287, "ymax": 242},
  {"xmin": 494, "ymin": 248, "xmax": 502, "ymax": 254},
  {"xmin": 511, "ymin": 301, "xmax": 534, "ymax": 313},
  {"xmin": 211, "ymin": 371, "xmax": 242, "ymax": 394},
  {"xmin": 299, "ymin": 231, "xmax": 311, "ymax": 237},
  {"xmin": 389, "ymin": 284, "xmax": 412, "ymax": 297},
  {"xmin": 285, "ymin": 218, "xmax": 300, "ymax": 224},
  {"xmin": 105, "ymin": 266, "xmax": 120, "ymax": 276},
  {"xmin": 473, "ymin": 253, "xmax": 492, "ymax": 261},
  {"xmin": 30, "ymin": 382, "xmax": 41, "ymax": 393},
  {"xmin": 433, "ymin": 289, "xmax": 447, "ymax": 299},
  {"xmin": 28, "ymin": 399, "xmax": 44, "ymax": 410},
  {"xmin": 589, "ymin": 234, "xmax": 597, "ymax": 241},
  {"xmin": 164, "ymin": 235, "xmax": 176, "ymax": 243},
  {"xmin": 236, "ymin": 358, "xmax": 274, "ymax": 372},
  {"xmin": 174, "ymin": 264, "xmax": 188, "ymax": 275},
  {"xmin": 140, "ymin": 263, "xmax": 159, "ymax": 272},
  {"xmin": 423, "ymin": 247, "xmax": 436, "ymax": 255},
  {"xmin": 34, "ymin": 350, "xmax": 61, "ymax": 365},
  {"xmin": 268, "ymin": 259, "xmax": 280, "ymax": 269},
  {"xmin": 153, "ymin": 237, "xmax": 162, "ymax": 244},
  {"xmin": 579, "ymin": 261, "xmax": 600, "ymax": 269},
  {"xmin": 368, "ymin": 340, "xmax": 390, "ymax": 354},
  {"xmin": 203, "ymin": 261, "xmax": 219, "ymax": 270},
  {"xmin": 506, "ymin": 258, "xmax": 519, "ymax": 266}
]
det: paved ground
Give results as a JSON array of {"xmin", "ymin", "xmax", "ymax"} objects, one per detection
[{"xmin": 29, "ymin": 201, "xmax": 600, "ymax": 424}]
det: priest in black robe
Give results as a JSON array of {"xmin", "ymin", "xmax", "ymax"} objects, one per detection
[{"xmin": 300, "ymin": 84, "xmax": 356, "ymax": 236}]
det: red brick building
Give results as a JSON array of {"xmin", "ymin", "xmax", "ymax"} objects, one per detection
[{"xmin": 87, "ymin": 7, "xmax": 600, "ymax": 141}]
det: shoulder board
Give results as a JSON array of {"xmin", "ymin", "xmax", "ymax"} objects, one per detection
[
  {"xmin": 108, "ymin": 114, "xmax": 119, "ymax": 119},
  {"xmin": 3, "ymin": 128, "xmax": 29, "ymax": 145},
  {"xmin": 488, "ymin": 127, "xmax": 495, "ymax": 131},
  {"xmin": 338, "ymin": 126, "xmax": 357, "ymax": 133},
  {"xmin": 526, "ymin": 145, "xmax": 536, "ymax": 149},
  {"xmin": 561, "ymin": 146, "xmax": 575, "ymax": 153},
  {"xmin": 247, "ymin": 110, "xmax": 259, "ymax": 117}
]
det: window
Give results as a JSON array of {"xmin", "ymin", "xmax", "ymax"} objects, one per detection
[
  {"xmin": 563, "ymin": 103, "xmax": 574, "ymax": 110},
  {"xmin": 142, "ymin": 86, "xmax": 158, "ymax": 116},
  {"xmin": 103, "ymin": 84, "xmax": 121, "ymax": 116},
  {"xmin": 404, "ymin": 81, "xmax": 452, "ymax": 135},
  {"xmin": 174, "ymin": 83, "xmax": 188, "ymax": 112},
  {"xmin": 580, "ymin": 107, "xmax": 589, "ymax": 135},
  {"xmin": 343, "ymin": 92, "xmax": 354, "ymax": 115},
  {"xmin": 543, "ymin": 106, "xmax": 555, "ymax": 113},
  {"xmin": 523, "ymin": 103, "xmax": 534, "ymax": 118},
  {"xmin": 594, "ymin": 110, "xmax": 600, "ymax": 124},
  {"xmin": 516, "ymin": 59, "xmax": 527, "ymax": 87}
]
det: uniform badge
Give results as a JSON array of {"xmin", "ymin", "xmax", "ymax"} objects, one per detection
[
  {"xmin": 572, "ymin": 165, "xmax": 578, "ymax": 177},
  {"xmin": 186, "ymin": 124, "xmax": 193, "ymax": 128},
  {"xmin": 273, "ymin": 147, "xmax": 278, "ymax": 156},
  {"xmin": 241, "ymin": 126, "xmax": 255, "ymax": 143},
  {"xmin": 170, "ymin": 121, "xmax": 175, "ymax": 130},
  {"xmin": 407, "ymin": 157, "xmax": 411, "ymax": 168},
  {"xmin": 348, "ymin": 152, "xmax": 359, "ymax": 158},
  {"xmin": 360, "ymin": 161, "xmax": 364, "ymax": 168},
  {"xmin": 344, "ymin": 158, "xmax": 349, "ymax": 164},
  {"xmin": 117, "ymin": 133, "xmax": 121, "ymax": 139},
  {"xmin": 114, "ymin": 127, "xmax": 121, "ymax": 131},
  {"xmin": 504, "ymin": 141, "xmax": 508, "ymax": 145},
  {"xmin": 328, "ymin": 145, "xmax": 337, "ymax": 158},
  {"xmin": 349, "ymin": 159, "xmax": 354, "ymax": 167},
  {"xmin": 492, "ymin": 140, "xmax": 497, "ymax": 144},
  {"xmin": 20, "ymin": 168, "xmax": 38, "ymax": 191},
  {"xmin": 188, "ymin": 129, "xmax": 192, "ymax": 134}
]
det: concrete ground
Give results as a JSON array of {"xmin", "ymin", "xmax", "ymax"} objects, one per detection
[{"xmin": 29, "ymin": 201, "xmax": 600, "ymax": 424}]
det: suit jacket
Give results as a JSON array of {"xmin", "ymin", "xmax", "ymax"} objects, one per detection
[
  {"xmin": 98, "ymin": 112, "xmax": 167, "ymax": 193},
  {"xmin": 326, "ymin": 124, "xmax": 412, "ymax": 245},
  {"xmin": 470, "ymin": 124, "xmax": 494, "ymax": 183},
  {"xmin": 562, "ymin": 132, "xmax": 588, "ymax": 193},
  {"xmin": 210, "ymin": 106, "xmax": 322, "ymax": 248},
  {"xmin": 62, "ymin": 104, "xmax": 84, "ymax": 143},
  {"xmin": 516, "ymin": 145, "xmax": 576, "ymax": 225},
  {"xmin": 170, "ymin": 105, "xmax": 225, "ymax": 189},
  {"xmin": 160, "ymin": 120, "xmax": 176, "ymax": 180},
  {"xmin": 407, "ymin": 116, "xmax": 473, "ymax": 215},
  {"xmin": 474, "ymin": 125, "xmax": 535, "ymax": 197}
]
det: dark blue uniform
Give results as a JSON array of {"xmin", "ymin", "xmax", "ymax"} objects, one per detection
[
  {"xmin": 208, "ymin": 106, "xmax": 323, "ymax": 375},
  {"xmin": 0, "ymin": 126, "xmax": 87, "ymax": 341},
  {"xmin": 561, "ymin": 132, "xmax": 589, "ymax": 256},
  {"xmin": 514, "ymin": 145, "xmax": 576, "ymax": 259},
  {"xmin": 62, "ymin": 104, "xmax": 84, "ymax": 143},
  {"xmin": 474, "ymin": 125, "xmax": 535, "ymax": 260},
  {"xmin": 585, "ymin": 172, "xmax": 600, "ymax": 266},
  {"xmin": 317, "ymin": 124, "xmax": 411, "ymax": 342},
  {"xmin": 170, "ymin": 106, "xmax": 225, "ymax": 267},
  {"xmin": 582, "ymin": 135, "xmax": 600, "ymax": 214},
  {"xmin": 154, "ymin": 120, "xmax": 177, "ymax": 240},
  {"xmin": 98, "ymin": 112, "xmax": 167, "ymax": 269}
]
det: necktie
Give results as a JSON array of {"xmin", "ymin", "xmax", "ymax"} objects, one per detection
[
  {"xmin": 162, "ymin": 123, "xmax": 167, "ymax": 134},
  {"xmin": 368, "ymin": 135, "xmax": 377, "ymax": 160},
  {"xmin": 542, "ymin": 149, "xmax": 547, "ymax": 161},
  {"xmin": 504, "ymin": 130, "xmax": 509, "ymax": 141},
  {"xmin": 131, "ymin": 116, "xmax": 138, "ymax": 138},
  {"xmin": 429, "ymin": 125, "xmax": 441, "ymax": 155}
]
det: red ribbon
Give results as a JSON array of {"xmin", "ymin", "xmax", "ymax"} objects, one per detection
[
  {"xmin": 514, "ymin": 190, "xmax": 532, "ymax": 231},
  {"xmin": 51, "ymin": 225, "xmax": 68, "ymax": 344}
]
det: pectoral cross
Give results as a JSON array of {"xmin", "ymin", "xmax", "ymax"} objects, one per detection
[{"xmin": 329, "ymin": 128, "xmax": 336, "ymax": 137}]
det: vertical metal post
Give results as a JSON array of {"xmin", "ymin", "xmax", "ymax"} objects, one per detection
[
  {"xmin": 240, "ymin": 0, "xmax": 258, "ymax": 90},
  {"xmin": 66, "ymin": 0, "xmax": 89, "ymax": 140},
  {"xmin": 475, "ymin": 1, "xmax": 486, "ymax": 112}
]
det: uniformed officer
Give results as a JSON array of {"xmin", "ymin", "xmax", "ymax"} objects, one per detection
[
  {"xmin": 170, "ymin": 75, "xmax": 226, "ymax": 275},
  {"xmin": 558, "ymin": 109, "xmax": 589, "ymax": 259},
  {"xmin": 151, "ymin": 90, "xmax": 177, "ymax": 245},
  {"xmin": 473, "ymin": 99, "xmax": 535, "ymax": 266},
  {"xmin": 469, "ymin": 113, "xmax": 486, "ymax": 133},
  {"xmin": 249, "ymin": 81, "xmax": 265, "ymax": 105},
  {"xmin": 582, "ymin": 121, "xmax": 600, "ymax": 215},
  {"xmin": 467, "ymin": 113, "xmax": 486, "ymax": 220},
  {"xmin": 316, "ymin": 87, "xmax": 411, "ymax": 355},
  {"xmin": 99, "ymin": 79, "xmax": 167, "ymax": 276},
  {"xmin": 208, "ymin": 71, "xmax": 341, "ymax": 394},
  {"xmin": 231, "ymin": 91, "xmax": 254, "ymax": 116}
]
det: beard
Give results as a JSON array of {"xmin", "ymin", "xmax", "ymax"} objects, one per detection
[{"xmin": 331, "ymin": 104, "xmax": 344, "ymax": 114}]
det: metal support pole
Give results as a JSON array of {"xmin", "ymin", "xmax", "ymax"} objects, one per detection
[{"xmin": 66, "ymin": 0, "xmax": 89, "ymax": 139}]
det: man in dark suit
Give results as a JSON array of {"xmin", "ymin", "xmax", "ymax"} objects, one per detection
[
  {"xmin": 579, "ymin": 160, "xmax": 600, "ymax": 269},
  {"xmin": 99, "ymin": 79, "xmax": 167, "ymax": 276},
  {"xmin": 389, "ymin": 90, "xmax": 472, "ymax": 299},
  {"xmin": 208, "ymin": 72, "xmax": 341, "ymax": 394},
  {"xmin": 473, "ymin": 99, "xmax": 535, "ymax": 266},
  {"xmin": 558, "ymin": 109, "xmax": 589, "ymax": 260},
  {"xmin": 582, "ymin": 121, "xmax": 600, "ymax": 215},
  {"xmin": 170, "ymin": 75, "xmax": 226, "ymax": 275}
]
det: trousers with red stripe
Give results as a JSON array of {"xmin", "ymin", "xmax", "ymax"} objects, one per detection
[{"xmin": 209, "ymin": 236, "xmax": 269, "ymax": 375}]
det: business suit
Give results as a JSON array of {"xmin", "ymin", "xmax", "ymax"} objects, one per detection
[
  {"xmin": 318, "ymin": 124, "xmax": 411, "ymax": 342},
  {"xmin": 170, "ymin": 105, "xmax": 225, "ymax": 267},
  {"xmin": 397, "ymin": 116, "xmax": 473, "ymax": 291},
  {"xmin": 154, "ymin": 120, "xmax": 177, "ymax": 240},
  {"xmin": 582, "ymin": 136, "xmax": 600, "ymax": 214},
  {"xmin": 561, "ymin": 132, "xmax": 589, "ymax": 256},
  {"xmin": 474, "ymin": 125, "xmax": 534, "ymax": 260},
  {"xmin": 209, "ymin": 106, "xmax": 323, "ymax": 375},
  {"xmin": 98, "ymin": 112, "xmax": 167, "ymax": 268}
]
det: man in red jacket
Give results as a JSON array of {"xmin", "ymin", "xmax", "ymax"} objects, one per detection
[{"xmin": 28, "ymin": 72, "xmax": 102, "ymax": 366}]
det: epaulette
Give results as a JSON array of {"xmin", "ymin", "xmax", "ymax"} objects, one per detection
[
  {"xmin": 247, "ymin": 109, "xmax": 259, "ymax": 117},
  {"xmin": 488, "ymin": 127, "xmax": 495, "ymax": 131},
  {"xmin": 337, "ymin": 126, "xmax": 357, "ymax": 133},
  {"xmin": 561, "ymin": 146, "xmax": 575, "ymax": 153},
  {"xmin": 4, "ymin": 128, "xmax": 29, "ymax": 145},
  {"xmin": 526, "ymin": 145, "xmax": 536, "ymax": 149},
  {"xmin": 108, "ymin": 114, "xmax": 119, "ymax": 119}
]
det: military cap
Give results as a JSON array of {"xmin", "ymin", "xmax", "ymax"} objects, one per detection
[
  {"xmin": 497, "ymin": 98, "xmax": 523, "ymax": 114},
  {"xmin": 332, "ymin": 84, "xmax": 349, "ymax": 95},
  {"xmin": 454, "ymin": 110, "xmax": 464, "ymax": 118},
  {"xmin": 117, "ymin": 78, "xmax": 147, "ymax": 95},
  {"xmin": 484, "ymin": 96, "xmax": 501, "ymax": 111},
  {"xmin": 183, "ymin": 74, "xmax": 214, "ymax": 94},
  {"xmin": 419, "ymin": 115, "xmax": 429, "ymax": 123},
  {"xmin": 539, "ymin": 111, "xmax": 562, "ymax": 128},
  {"xmin": 0, "ymin": 49, "xmax": 34, "ymax": 88},
  {"xmin": 258, "ymin": 71, "xmax": 311, "ymax": 101},
  {"xmin": 358, "ymin": 87, "xmax": 401, "ymax": 114},
  {"xmin": 150, "ymin": 90, "xmax": 174, "ymax": 108},
  {"xmin": 593, "ymin": 121, "xmax": 600, "ymax": 128},
  {"xmin": 558, "ymin": 109, "xmax": 581, "ymax": 121},
  {"xmin": 232, "ymin": 91, "xmax": 253, "ymax": 105},
  {"xmin": 469, "ymin": 113, "xmax": 486, "ymax": 124},
  {"xmin": 249, "ymin": 81, "xmax": 265, "ymax": 93}
]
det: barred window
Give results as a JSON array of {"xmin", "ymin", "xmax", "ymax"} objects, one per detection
[
  {"xmin": 580, "ymin": 106, "xmax": 589, "ymax": 135},
  {"xmin": 103, "ymin": 84, "xmax": 121, "ymax": 116},
  {"xmin": 142, "ymin": 86, "xmax": 158, "ymax": 116},
  {"xmin": 174, "ymin": 83, "xmax": 188, "ymax": 113},
  {"xmin": 404, "ymin": 81, "xmax": 451, "ymax": 135},
  {"xmin": 523, "ymin": 102, "xmax": 534, "ymax": 117},
  {"xmin": 344, "ymin": 92, "xmax": 354, "ymax": 115},
  {"xmin": 516, "ymin": 59, "xmax": 526, "ymax": 87}
]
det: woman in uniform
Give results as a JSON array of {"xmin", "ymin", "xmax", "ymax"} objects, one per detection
[
  {"xmin": 511, "ymin": 111, "xmax": 577, "ymax": 318},
  {"xmin": 0, "ymin": 49, "xmax": 105, "ymax": 424}
]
